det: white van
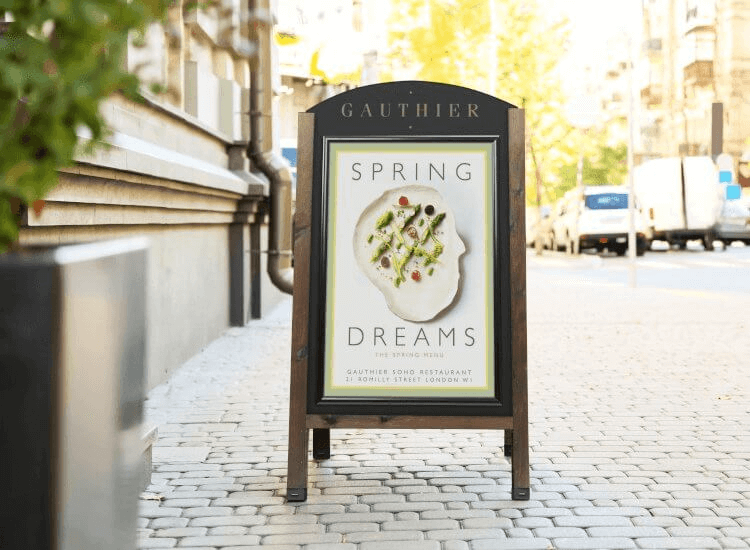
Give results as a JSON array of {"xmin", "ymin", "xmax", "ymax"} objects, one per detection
[
  {"xmin": 633, "ymin": 156, "xmax": 725, "ymax": 249},
  {"xmin": 557, "ymin": 185, "xmax": 648, "ymax": 255}
]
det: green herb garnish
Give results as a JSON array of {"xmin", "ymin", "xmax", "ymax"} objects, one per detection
[{"xmin": 375, "ymin": 210, "xmax": 393, "ymax": 229}]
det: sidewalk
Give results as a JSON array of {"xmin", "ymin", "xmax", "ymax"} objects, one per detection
[{"xmin": 138, "ymin": 262, "xmax": 750, "ymax": 550}]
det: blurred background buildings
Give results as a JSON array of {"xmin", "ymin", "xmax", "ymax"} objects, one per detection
[{"xmin": 588, "ymin": 0, "xmax": 750, "ymax": 164}]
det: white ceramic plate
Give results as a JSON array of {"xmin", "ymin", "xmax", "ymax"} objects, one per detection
[{"xmin": 352, "ymin": 185, "xmax": 465, "ymax": 322}]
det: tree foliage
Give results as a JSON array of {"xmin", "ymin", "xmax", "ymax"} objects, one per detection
[
  {"xmin": 0, "ymin": 0, "xmax": 167, "ymax": 252},
  {"xmin": 557, "ymin": 141, "xmax": 628, "ymax": 195},
  {"xmin": 384, "ymin": 0, "xmax": 578, "ymax": 205}
]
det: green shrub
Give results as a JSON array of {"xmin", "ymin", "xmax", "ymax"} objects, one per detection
[{"xmin": 0, "ymin": 0, "xmax": 168, "ymax": 252}]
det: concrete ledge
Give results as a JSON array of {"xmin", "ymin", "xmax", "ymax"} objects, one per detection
[
  {"xmin": 27, "ymin": 169, "xmax": 265, "ymax": 228},
  {"xmin": 75, "ymin": 132, "xmax": 265, "ymax": 197},
  {"xmin": 139, "ymin": 424, "xmax": 158, "ymax": 492}
]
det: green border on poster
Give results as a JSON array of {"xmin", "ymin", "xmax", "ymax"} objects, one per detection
[{"xmin": 323, "ymin": 141, "xmax": 496, "ymax": 398}]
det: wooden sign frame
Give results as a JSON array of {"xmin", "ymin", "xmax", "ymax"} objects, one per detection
[{"xmin": 287, "ymin": 81, "xmax": 529, "ymax": 502}]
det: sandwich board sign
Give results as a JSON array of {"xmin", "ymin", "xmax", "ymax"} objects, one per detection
[{"xmin": 287, "ymin": 81, "xmax": 529, "ymax": 501}]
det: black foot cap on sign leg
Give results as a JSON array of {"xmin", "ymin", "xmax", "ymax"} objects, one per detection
[
  {"xmin": 287, "ymin": 488, "xmax": 307, "ymax": 502},
  {"xmin": 512, "ymin": 487, "xmax": 530, "ymax": 501},
  {"xmin": 313, "ymin": 448, "xmax": 331, "ymax": 460},
  {"xmin": 312, "ymin": 429, "xmax": 331, "ymax": 460},
  {"xmin": 504, "ymin": 444, "xmax": 512, "ymax": 457}
]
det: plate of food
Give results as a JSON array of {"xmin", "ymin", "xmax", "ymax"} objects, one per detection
[{"xmin": 352, "ymin": 185, "xmax": 466, "ymax": 322}]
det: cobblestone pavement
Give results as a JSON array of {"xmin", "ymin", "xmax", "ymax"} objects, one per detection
[{"xmin": 138, "ymin": 256, "xmax": 750, "ymax": 550}]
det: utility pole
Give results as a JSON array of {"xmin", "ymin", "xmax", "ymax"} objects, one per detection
[
  {"xmin": 627, "ymin": 36, "xmax": 638, "ymax": 288},
  {"xmin": 711, "ymin": 102, "xmax": 723, "ymax": 158}
]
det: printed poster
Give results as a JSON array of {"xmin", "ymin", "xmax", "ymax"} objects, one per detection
[{"xmin": 323, "ymin": 141, "xmax": 496, "ymax": 398}]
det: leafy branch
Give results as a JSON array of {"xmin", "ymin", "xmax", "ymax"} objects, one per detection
[{"xmin": 0, "ymin": 0, "xmax": 168, "ymax": 252}]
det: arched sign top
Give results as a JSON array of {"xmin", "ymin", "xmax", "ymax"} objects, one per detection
[{"xmin": 309, "ymin": 80, "xmax": 518, "ymax": 136}]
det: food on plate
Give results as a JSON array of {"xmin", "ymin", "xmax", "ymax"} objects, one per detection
[{"xmin": 352, "ymin": 185, "xmax": 465, "ymax": 322}]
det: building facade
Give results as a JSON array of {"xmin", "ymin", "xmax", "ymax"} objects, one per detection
[
  {"xmin": 639, "ymin": 0, "xmax": 750, "ymax": 161},
  {"xmin": 6, "ymin": 1, "xmax": 284, "ymax": 390}
]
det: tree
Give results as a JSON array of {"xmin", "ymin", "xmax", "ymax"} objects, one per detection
[
  {"xmin": 383, "ymin": 0, "xmax": 578, "ymax": 206},
  {"xmin": 556, "ymin": 140, "xmax": 628, "ymax": 198},
  {"xmin": 0, "ymin": 0, "xmax": 168, "ymax": 252}
]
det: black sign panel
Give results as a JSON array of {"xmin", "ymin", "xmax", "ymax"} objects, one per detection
[{"xmin": 302, "ymin": 81, "xmax": 520, "ymax": 417}]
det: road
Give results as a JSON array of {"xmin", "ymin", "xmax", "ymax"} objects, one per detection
[{"xmin": 528, "ymin": 243, "xmax": 750, "ymax": 295}]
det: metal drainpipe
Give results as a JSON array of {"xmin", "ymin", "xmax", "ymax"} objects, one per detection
[{"xmin": 248, "ymin": 0, "xmax": 293, "ymax": 294}]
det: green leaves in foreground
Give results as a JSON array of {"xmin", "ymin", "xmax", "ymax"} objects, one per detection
[{"xmin": 0, "ymin": 0, "xmax": 168, "ymax": 252}]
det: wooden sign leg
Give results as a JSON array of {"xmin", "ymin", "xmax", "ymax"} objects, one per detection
[
  {"xmin": 509, "ymin": 107, "xmax": 530, "ymax": 501},
  {"xmin": 312, "ymin": 428, "xmax": 331, "ymax": 459},
  {"xmin": 286, "ymin": 112, "xmax": 315, "ymax": 503}
]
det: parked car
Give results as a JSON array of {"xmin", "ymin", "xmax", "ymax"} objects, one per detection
[
  {"xmin": 715, "ymin": 198, "xmax": 750, "ymax": 245},
  {"xmin": 550, "ymin": 191, "xmax": 580, "ymax": 252},
  {"xmin": 525, "ymin": 205, "xmax": 551, "ymax": 248},
  {"xmin": 554, "ymin": 185, "xmax": 649, "ymax": 255}
]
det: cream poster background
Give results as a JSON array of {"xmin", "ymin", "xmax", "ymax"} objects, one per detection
[{"xmin": 324, "ymin": 141, "xmax": 496, "ymax": 398}]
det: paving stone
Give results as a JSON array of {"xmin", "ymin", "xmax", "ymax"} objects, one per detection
[
  {"xmin": 635, "ymin": 536, "xmax": 722, "ymax": 548},
  {"xmin": 506, "ymin": 527, "xmax": 533, "ymax": 538},
  {"xmin": 178, "ymin": 535, "xmax": 261, "ymax": 546},
  {"xmin": 327, "ymin": 522, "xmax": 380, "ymax": 533},
  {"xmin": 139, "ymin": 506, "xmax": 184, "ymax": 519},
  {"xmin": 382, "ymin": 519, "xmax": 460, "ymax": 531},
  {"xmin": 685, "ymin": 516, "xmax": 739, "ymax": 528},
  {"xmin": 421, "ymin": 510, "xmax": 495, "ymax": 520},
  {"xmin": 633, "ymin": 516, "xmax": 686, "ymax": 528},
  {"xmin": 153, "ymin": 447, "xmax": 211, "ymax": 463},
  {"xmin": 667, "ymin": 526, "xmax": 722, "ymax": 537},
  {"xmin": 587, "ymin": 527, "xmax": 668, "ymax": 537},
  {"xmin": 305, "ymin": 544, "xmax": 356, "ymax": 550},
  {"xmin": 534, "ymin": 527, "xmax": 586, "ymax": 538},
  {"xmin": 524, "ymin": 507, "xmax": 573, "ymax": 518},
  {"xmin": 137, "ymin": 538, "xmax": 177, "ymax": 548},
  {"xmin": 344, "ymin": 530, "xmax": 424, "ymax": 543},
  {"xmin": 513, "ymin": 517, "xmax": 553, "ymax": 529},
  {"xmin": 248, "ymin": 524, "xmax": 325, "ymax": 535},
  {"xmin": 261, "ymin": 533, "xmax": 342, "ymax": 545},
  {"xmin": 154, "ymin": 527, "xmax": 207, "ymax": 538},
  {"xmin": 160, "ymin": 498, "xmax": 212, "ymax": 508},
  {"xmin": 180, "ymin": 507, "xmax": 233, "ymax": 517},
  {"xmin": 207, "ymin": 525, "xmax": 246, "ymax": 535},
  {"xmin": 319, "ymin": 512, "xmax": 394, "ymax": 524},
  {"xmin": 359, "ymin": 542, "xmax": 439, "ymax": 550},
  {"xmin": 554, "ymin": 515, "xmax": 633, "ymax": 528},
  {"xmin": 150, "ymin": 517, "xmax": 190, "ymax": 529},
  {"xmin": 213, "ymin": 495, "xmax": 285, "ymax": 506},
  {"xmin": 407, "ymin": 493, "xmax": 478, "ymax": 503},
  {"xmin": 470, "ymin": 540, "xmax": 553, "ymax": 550},
  {"xmin": 425, "ymin": 528, "xmax": 507, "ymax": 540},
  {"xmin": 721, "ymin": 527, "xmax": 750, "ymax": 538},
  {"xmin": 295, "ymin": 504, "xmax": 346, "ymax": 514},
  {"xmin": 268, "ymin": 514, "xmax": 320, "ymax": 525},
  {"xmin": 717, "ymin": 536, "xmax": 750, "ymax": 549},
  {"xmin": 552, "ymin": 537, "xmax": 636, "ymax": 549}
]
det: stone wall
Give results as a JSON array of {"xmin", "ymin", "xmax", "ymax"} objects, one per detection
[{"xmin": 18, "ymin": 94, "xmax": 272, "ymax": 390}]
